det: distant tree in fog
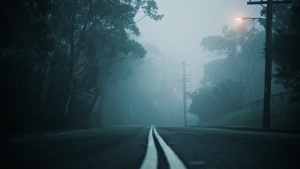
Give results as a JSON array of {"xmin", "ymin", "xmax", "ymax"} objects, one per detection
[
  {"xmin": 188, "ymin": 79, "xmax": 245, "ymax": 123},
  {"xmin": 100, "ymin": 44, "xmax": 183, "ymax": 126},
  {"xmin": 200, "ymin": 23, "xmax": 265, "ymax": 102}
]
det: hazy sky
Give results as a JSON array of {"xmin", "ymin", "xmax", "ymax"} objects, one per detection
[{"xmin": 136, "ymin": 0, "xmax": 262, "ymax": 90}]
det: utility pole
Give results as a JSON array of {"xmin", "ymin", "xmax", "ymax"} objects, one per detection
[
  {"xmin": 247, "ymin": 0, "xmax": 292, "ymax": 128},
  {"xmin": 178, "ymin": 61, "xmax": 190, "ymax": 126}
]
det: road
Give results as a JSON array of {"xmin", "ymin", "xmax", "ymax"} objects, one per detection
[{"xmin": 1, "ymin": 125, "xmax": 300, "ymax": 169}]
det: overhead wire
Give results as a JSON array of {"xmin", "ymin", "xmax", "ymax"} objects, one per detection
[
  {"xmin": 206, "ymin": 21, "xmax": 259, "ymax": 81},
  {"xmin": 219, "ymin": 0, "xmax": 243, "ymax": 27},
  {"xmin": 204, "ymin": 0, "xmax": 230, "ymax": 36},
  {"xmin": 190, "ymin": 0, "xmax": 242, "ymax": 57},
  {"xmin": 189, "ymin": 0, "xmax": 255, "ymax": 83},
  {"xmin": 184, "ymin": 0, "xmax": 232, "ymax": 63},
  {"xmin": 197, "ymin": 0, "xmax": 249, "ymax": 61},
  {"xmin": 249, "ymin": 5, "xmax": 259, "ymax": 16},
  {"xmin": 200, "ymin": 2, "xmax": 261, "ymax": 81},
  {"xmin": 188, "ymin": 0, "xmax": 259, "ymax": 84}
]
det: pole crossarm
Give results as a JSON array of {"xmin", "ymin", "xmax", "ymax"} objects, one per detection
[
  {"xmin": 178, "ymin": 61, "xmax": 190, "ymax": 126},
  {"xmin": 247, "ymin": 0, "xmax": 293, "ymax": 5}
]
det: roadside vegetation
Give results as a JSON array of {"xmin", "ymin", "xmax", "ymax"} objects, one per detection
[
  {"xmin": 203, "ymin": 101, "xmax": 300, "ymax": 129},
  {"xmin": 189, "ymin": 2, "xmax": 300, "ymax": 129},
  {"xmin": 0, "ymin": 0, "xmax": 163, "ymax": 134}
]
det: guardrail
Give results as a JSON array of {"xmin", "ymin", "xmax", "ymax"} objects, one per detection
[{"xmin": 240, "ymin": 91, "xmax": 293, "ymax": 110}]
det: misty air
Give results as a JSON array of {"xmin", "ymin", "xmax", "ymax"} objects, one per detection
[{"xmin": 1, "ymin": 0, "xmax": 300, "ymax": 169}]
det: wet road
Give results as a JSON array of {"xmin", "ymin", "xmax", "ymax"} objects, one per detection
[{"xmin": 1, "ymin": 126, "xmax": 300, "ymax": 169}]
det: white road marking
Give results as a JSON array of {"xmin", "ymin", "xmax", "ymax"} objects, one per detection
[
  {"xmin": 140, "ymin": 125, "xmax": 158, "ymax": 169},
  {"xmin": 140, "ymin": 125, "xmax": 187, "ymax": 169},
  {"xmin": 153, "ymin": 126, "xmax": 187, "ymax": 169}
]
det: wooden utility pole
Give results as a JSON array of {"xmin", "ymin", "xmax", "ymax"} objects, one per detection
[
  {"xmin": 247, "ymin": 0, "xmax": 293, "ymax": 128},
  {"xmin": 178, "ymin": 61, "xmax": 190, "ymax": 126}
]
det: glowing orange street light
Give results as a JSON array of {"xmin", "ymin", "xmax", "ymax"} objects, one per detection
[
  {"xmin": 236, "ymin": 16, "xmax": 266, "ymax": 28},
  {"xmin": 236, "ymin": 16, "xmax": 263, "ymax": 21}
]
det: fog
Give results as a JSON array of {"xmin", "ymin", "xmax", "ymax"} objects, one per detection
[
  {"xmin": 136, "ymin": 0, "xmax": 262, "ymax": 90},
  {"xmin": 2, "ymin": 0, "xmax": 298, "ymax": 134},
  {"xmin": 101, "ymin": 0, "xmax": 264, "ymax": 126}
]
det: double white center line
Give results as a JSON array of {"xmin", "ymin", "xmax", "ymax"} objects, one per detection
[{"xmin": 140, "ymin": 125, "xmax": 186, "ymax": 169}]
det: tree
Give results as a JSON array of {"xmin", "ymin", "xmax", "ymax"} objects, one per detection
[
  {"xmin": 0, "ymin": 0, "xmax": 54, "ymax": 132},
  {"xmin": 200, "ymin": 22, "xmax": 267, "ymax": 102},
  {"xmin": 42, "ymin": 0, "xmax": 163, "ymax": 128},
  {"xmin": 210, "ymin": 80, "xmax": 245, "ymax": 113},
  {"xmin": 273, "ymin": 3, "xmax": 300, "ymax": 101},
  {"xmin": 188, "ymin": 80, "xmax": 245, "ymax": 123},
  {"xmin": 188, "ymin": 86, "xmax": 215, "ymax": 123},
  {"xmin": 0, "ymin": 0, "xmax": 163, "ymax": 133}
]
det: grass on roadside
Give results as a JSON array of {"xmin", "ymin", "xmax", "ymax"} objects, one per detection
[{"xmin": 201, "ymin": 101, "xmax": 300, "ymax": 129}]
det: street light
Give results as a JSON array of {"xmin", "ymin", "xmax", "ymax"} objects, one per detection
[
  {"xmin": 236, "ymin": 16, "xmax": 266, "ymax": 28},
  {"xmin": 235, "ymin": 15, "xmax": 272, "ymax": 128},
  {"xmin": 236, "ymin": 16, "xmax": 262, "ymax": 20}
]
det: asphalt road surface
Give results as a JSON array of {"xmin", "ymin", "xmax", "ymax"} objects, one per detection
[{"xmin": 1, "ymin": 125, "xmax": 300, "ymax": 169}]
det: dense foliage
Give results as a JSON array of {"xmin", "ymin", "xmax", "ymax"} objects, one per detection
[
  {"xmin": 273, "ymin": 3, "xmax": 300, "ymax": 101},
  {"xmin": 0, "ymin": 0, "xmax": 162, "ymax": 133},
  {"xmin": 188, "ymin": 80, "xmax": 245, "ymax": 123}
]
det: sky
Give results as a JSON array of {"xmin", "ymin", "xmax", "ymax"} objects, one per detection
[{"xmin": 136, "ymin": 0, "xmax": 263, "ymax": 91}]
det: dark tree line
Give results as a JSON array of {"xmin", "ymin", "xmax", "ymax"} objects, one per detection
[
  {"xmin": 0, "ymin": 0, "xmax": 162, "ymax": 134},
  {"xmin": 273, "ymin": 2, "xmax": 300, "ymax": 101}
]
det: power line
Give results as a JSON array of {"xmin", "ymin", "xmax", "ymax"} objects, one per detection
[
  {"xmin": 223, "ymin": 0, "xmax": 243, "ymax": 22},
  {"xmin": 191, "ymin": 1, "xmax": 248, "ymax": 59},
  {"xmin": 196, "ymin": 2, "xmax": 261, "ymax": 83},
  {"xmin": 249, "ymin": 5, "xmax": 259, "ymax": 16},
  {"xmin": 207, "ymin": 21, "xmax": 259, "ymax": 80},
  {"xmin": 205, "ymin": 0, "xmax": 230, "ymax": 36}
]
